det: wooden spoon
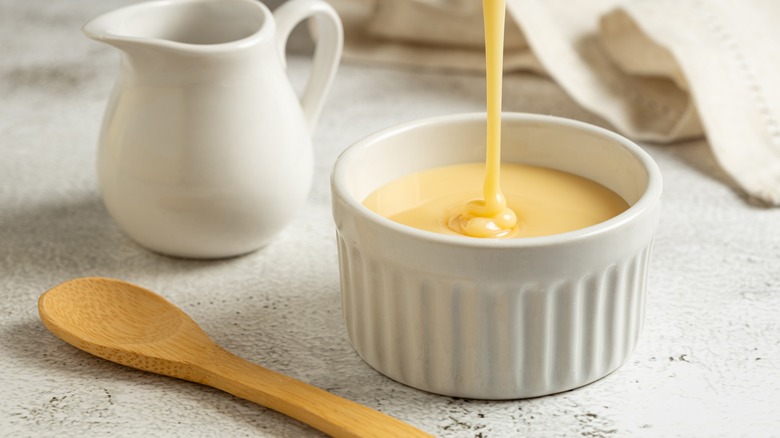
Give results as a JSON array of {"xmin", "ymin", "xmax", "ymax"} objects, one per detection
[{"xmin": 38, "ymin": 277, "xmax": 430, "ymax": 438}]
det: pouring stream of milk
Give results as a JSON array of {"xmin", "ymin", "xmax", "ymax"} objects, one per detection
[{"xmin": 448, "ymin": 0, "xmax": 519, "ymax": 238}]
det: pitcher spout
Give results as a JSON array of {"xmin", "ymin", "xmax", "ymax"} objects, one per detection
[
  {"xmin": 82, "ymin": 8, "xmax": 128, "ymax": 46},
  {"xmin": 82, "ymin": 5, "xmax": 161, "ymax": 53}
]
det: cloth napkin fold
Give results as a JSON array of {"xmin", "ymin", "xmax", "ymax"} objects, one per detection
[{"xmin": 328, "ymin": 0, "xmax": 780, "ymax": 206}]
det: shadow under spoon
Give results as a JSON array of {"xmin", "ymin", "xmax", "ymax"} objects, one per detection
[{"xmin": 38, "ymin": 277, "xmax": 430, "ymax": 438}]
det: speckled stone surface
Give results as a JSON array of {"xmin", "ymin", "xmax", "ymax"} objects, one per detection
[{"xmin": 1, "ymin": 1, "xmax": 778, "ymax": 437}]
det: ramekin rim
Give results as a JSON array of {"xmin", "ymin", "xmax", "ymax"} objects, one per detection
[{"xmin": 331, "ymin": 112, "xmax": 663, "ymax": 249}]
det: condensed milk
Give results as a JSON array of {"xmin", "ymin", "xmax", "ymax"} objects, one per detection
[
  {"xmin": 362, "ymin": 162, "xmax": 628, "ymax": 238},
  {"xmin": 363, "ymin": 0, "xmax": 628, "ymax": 238}
]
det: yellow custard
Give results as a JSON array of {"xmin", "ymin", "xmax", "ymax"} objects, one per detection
[{"xmin": 363, "ymin": 0, "xmax": 629, "ymax": 238}]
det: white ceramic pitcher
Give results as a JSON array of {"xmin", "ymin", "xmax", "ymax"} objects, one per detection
[{"xmin": 84, "ymin": 0, "xmax": 342, "ymax": 258}]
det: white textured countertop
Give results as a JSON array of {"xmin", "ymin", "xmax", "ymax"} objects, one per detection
[{"xmin": 1, "ymin": 1, "xmax": 778, "ymax": 436}]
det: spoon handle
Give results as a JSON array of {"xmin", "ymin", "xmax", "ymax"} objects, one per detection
[{"xmin": 200, "ymin": 348, "xmax": 431, "ymax": 438}]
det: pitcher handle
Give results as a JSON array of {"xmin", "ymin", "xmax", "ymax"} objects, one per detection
[{"xmin": 274, "ymin": 0, "xmax": 343, "ymax": 133}]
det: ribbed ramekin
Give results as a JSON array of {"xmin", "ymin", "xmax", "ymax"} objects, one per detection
[{"xmin": 331, "ymin": 113, "xmax": 662, "ymax": 399}]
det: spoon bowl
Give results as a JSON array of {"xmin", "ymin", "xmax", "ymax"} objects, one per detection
[{"xmin": 39, "ymin": 277, "xmax": 430, "ymax": 437}]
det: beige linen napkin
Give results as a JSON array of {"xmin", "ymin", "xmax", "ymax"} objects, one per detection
[
  {"xmin": 328, "ymin": 0, "xmax": 780, "ymax": 206},
  {"xmin": 327, "ymin": 0, "xmax": 544, "ymax": 72}
]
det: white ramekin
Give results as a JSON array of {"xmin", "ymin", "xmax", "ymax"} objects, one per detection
[{"xmin": 331, "ymin": 113, "xmax": 662, "ymax": 399}]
